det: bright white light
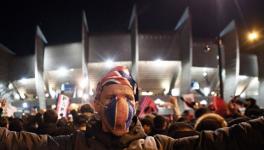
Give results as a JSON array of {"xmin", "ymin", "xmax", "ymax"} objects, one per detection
[
  {"xmin": 51, "ymin": 104, "xmax": 56, "ymax": 109},
  {"xmin": 89, "ymin": 90, "xmax": 94, "ymax": 96},
  {"xmin": 154, "ymin": 98, "xmax": 165, "ymax": 105},
  {"xmin": 20, "ymin": 94, "xmax": 26, "ymax": 99},
  {"xmin": 70, "ymin": 68, "xmax": 74, "ymax": 72},
  {"xmin": 141, "ymin": 91, "xmax": 153, "ymax": 96},
  {"xmin": 19, "ymin": 78, "xmax": 28, "ymax": 84},
  {"xmin": 22, "ymin": 102, "xmax": 28, "ymax": 108},
  {"xmin": 79, "ymin": 78, "xmax": 88, "ymax": 89},
  {"xmin": 0, "ymin": 83, "xmax": 4, "ymax": 89},
  {"xmin": 8, "ymin": 83, "xmax": 13, "ymax": 89},
  {"xmin": 57, "ymin": 67, "xmax": 68, "ymax": 75},
  {"xmin": 154, "ymin": 58, "xmax": 162, "ymax": 63},
  {"xmin": 171, "ymin": 88, "xmax": 180, "ymax": 96},
  {"xmin": 203, "ymin": 87, "xmax": 211, "ymax": 96},
  {"xmin": 14, "ymin": 93, "xmax": 20, "ymax": 100},
  {"xmin": 211, "ymin": 91, "xmax": 217, "ymax": 96},
  {"xmin": 105, "ymin": 59, "xmax": 114, "ymax": 68},
  {"xmin": 248, "ymin": 31, "xmax": 259, "ymax": 42},
  {"xmin": 239, "ymin": 75, "xmax": 248, "ymax": 80},
  {"xmin": 240, "ymin": 92, "xmax": 246, "ymax": 98},
  {"xmin": 200, "ymin": 100, "xmax": 208, "ymax": 106},
  {"xmin": 45, "ymin": 93, "xmax": 49, "ymax": 98},
  {"xmin": 203, "ymin": 72, "xmax": 208, "ymax": 77}
]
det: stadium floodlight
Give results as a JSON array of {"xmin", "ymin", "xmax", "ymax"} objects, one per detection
[
  {"xmin": 22, "ymin": 102, "xmax": 28, "ymax": 108},
  {"xmin": 203, "ymin": 87, "xmax": 211, "ymax": 96},
  {"xmin": 57, "ymin": 67, "xmax": 68, "ymax": 75},
  {"xmin": 247, "ymin": 31, "xmax": 259, "ymax": 42},
  {"xmin": 19, "ymin": 78, "xmax": 28, "ymax": 84},
  {"xmin": 141, "ymin": 91, "xmax": 153, "ymax": 96},
  {"xmin": 105, "ymin": 59, "xmax": 114, "ymax": 68}
]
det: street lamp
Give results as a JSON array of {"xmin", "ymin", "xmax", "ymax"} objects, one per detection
[{"xmin": 247, "ymin": 31, "xmax": 259, "ymax": 42}]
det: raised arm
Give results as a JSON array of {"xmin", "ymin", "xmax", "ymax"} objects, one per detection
[
  {"xmin": 0, "ymin": 127, "xmax": 50, "ymax": 150},
  {"xmin": 151, "ymin": 117, "xmax": 264, "ymax": 150}
]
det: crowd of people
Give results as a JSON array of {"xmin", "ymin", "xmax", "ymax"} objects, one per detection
[{"xmin": 0, "ymin": 66, "xmax": 264, "ymax": 150}]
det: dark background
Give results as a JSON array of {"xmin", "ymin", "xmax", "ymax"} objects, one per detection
[{"xmin": 0, "ymin": 0, "xmax": 263, "ymax": 55}]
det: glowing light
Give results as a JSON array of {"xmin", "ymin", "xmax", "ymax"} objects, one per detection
[
  {"xmin": 8, "ymin": 83, "xmax": 13, "ymax": 89},
  {"xmin": 171, "ymin": 88, "xmax": 180, "ymax": 96},
  {"xmin": 89, "ymin": 90, "xmax": 94, "ymax": 96},
  {"xmin": 19, "ymin": 78, "xmax": 28, "ymax": 84},
  {"xmin": 203, "ymin": 87, "xmax": 211, "ymax": 96},
  {"xmin": 57, "ymin": 67, "xmax": 68, "ymax": 75},
  {"xmin": 248, "ymin": 31, "xmax": 259, "ymax": 42},
  {"xmin": 203, "ymin": 72, "xmax": 208, "ymax": 77},
  {"xmin": 22, "ymin": 102, "xmax": 28, "ymax": 108},
  {"xmin": 154, "ymin": 58, "xmax": 162, "ymax": 63},
  {"xmin": 200, "ymin": 100, "xmax": 208, "ymax": 106},
  {"xmin": 14, "ymin": 93, "xmax": 20, "ymax": 100},
  {"xmin": 240, "ymin": 92, "xmax": 246, "ymax": 98},
  {"xmin": 238, "ymin": 75, "xmax": 248, "ymax": 80},
  {"xmin": 211, "ymin": 91, "xmax": 217, "ymax": 96},
  {"xmin": 79, "ymin": 78, "xmax": 88, "ymax": 89},
  {"xmin": 105, "ymin": 59, "xmax": 114, "ymax": 68},
  {"xmin": 141, "ymin": 91, "xmax": 153, "ymax": 96},
  {"xmin": 45, "ymin": 93, "xmax": 50, "ymax": 98},
  {"xmin": 154, "ymin": 98, "xmax": 165, "ymax": 105},
  {"xmin": 70, "ymin": 68, "xmax": 74, "ymax": 72}
]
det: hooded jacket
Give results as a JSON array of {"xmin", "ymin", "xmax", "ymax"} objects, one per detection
[{"xmin": 0, "ymin": 117, "xmax": 264, "ymax": 150}]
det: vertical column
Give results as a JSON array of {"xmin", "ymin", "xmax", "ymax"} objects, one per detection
[
  {"xmin": 129, "ymin": 5, "xmax": 139, "ymax": 81},
  {"xmin": 175, "ymin": 8, "xmax": 193, "ymax": 95},
  {"xmin": 82, "ymin": 11, "xmax": 90, "ymax": 102},
  {"xmin": 257, "ymin": 52, "xmax": 264, "ymax": 107},
  {"xmin": 35, "ymin": 26, "xmax": 47, "ymax": 109},
  {"xmin": 220, "ymin": 21, "xmax": 240, "ymax": 101}
]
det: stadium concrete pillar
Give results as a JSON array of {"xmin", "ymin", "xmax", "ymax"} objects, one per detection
[
  {"xmin": 220, "ymin": 21, "xmax": 240, "ymax": 102},
  {"xmin": 81, "ymin": 11, "xmax": 90, "ymax": 103},
  {"xmin": 257, "ymin": 52, "xmax": 264, "ymax": 108},
  {"xmin": 35, "ymin": 26, "xmax": 47, "ymax": 109},
  {"xmin": 129, "ymin": 5, "xmax": 139, "ymax": 81},
  {"xmin": 175, "ymin": 8, "xmax": 193, "ymax": 95}
]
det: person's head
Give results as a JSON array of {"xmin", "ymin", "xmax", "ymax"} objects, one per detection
[
  {"xmin": 9, "ymin": 118, "xmax": 24, "ymax": 132},
  {"xmin": 43, "ymin": 109, "xmax": 58, "ymax": 124},
  {"xmin": 182, "ymin": 110, "xmax": 194, "ymax": 122},
  {"xmin": 140, "ymin": 118, "xmax": 153, "ymax": 134},
  {"xmin": 0, "ymin": 117, "xmax": 9, "ymax": 128},
  {"xmin": 94, "ymin": 66, "xmax": 138, "ymax": 136},
  {"xmin": 80, "ymin": 104, "xmax": 94, "ymax": 114},
  {"xmin": 74, "ymin": 114, "xmax": 89, "ymax": 131},
  {"xmin": 195, "ymin": 107, "xmax": 210, "ymax": 119},
  {"xmin": 168, "ymin": 122, "xmax": 198, "ymax": 139},
  {"xmin": 194, "ymin": 113, "xmax": 227, "ymax": 131},
  {"xmin": 245, "ymin": 98, "xmax": 257, "ymax": 107},
  {"xmin": 153, "ymin": 115, "xmax": 167, "ymax": 130}
]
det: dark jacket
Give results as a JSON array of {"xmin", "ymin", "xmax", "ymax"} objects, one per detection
[
  {"xmin": 37, "ymin": 123, "xmax": 73, "ymax": 136},
  {"xmin": 0, "ymin": 117, "xmax": 264, "ymax": 150}
]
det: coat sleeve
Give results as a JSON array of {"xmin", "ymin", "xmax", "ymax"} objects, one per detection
[
  {"xmin": 0, "ymin": 127, "xmax": 50, "ymax": 150},
  {"xmin": 154, "ymin": 117, "xmax": 264, "ymax": 150}
]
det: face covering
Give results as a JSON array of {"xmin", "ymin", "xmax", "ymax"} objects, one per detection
[{"xmin": 103, "ymin": 95, "xmax": 135, "ymax": 131}]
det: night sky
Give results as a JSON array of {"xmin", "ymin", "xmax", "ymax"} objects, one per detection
[{"xmin": 0, "ymin": 0, "xmax": 263, "ymax": 55}]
